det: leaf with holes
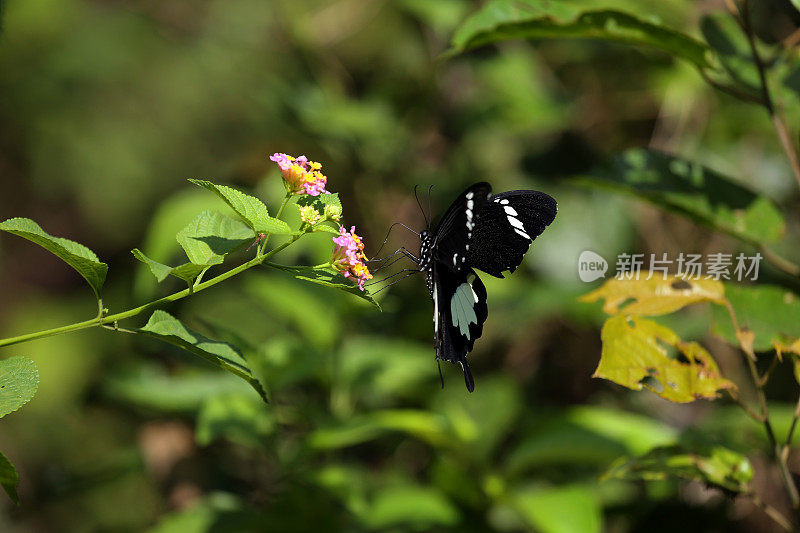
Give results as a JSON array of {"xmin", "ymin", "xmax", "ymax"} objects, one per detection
[
  {"xmin": 712, "ymin": 284, "xmax": 800, "ymax": 352},
  {"xmin": 595, "ymin": 316, "xmax": 735, "ymax": 403},
  {"xmin": 604, "ymin": 445, "xmax": 753, "ymax": 494},
  {"xmin": 0, "ymin": 218, "xmax": 108, "ymax": 299},
  {"xmin": 580, "ymin": 275, "xmax": 725, "ymax": 316},
  {"xmin": 132, "ymin": 249, "xmax": 207, "ymax": 285},
  {"xmin": 0, "ymin": 356, "xmax": 39, "ymax": 418},
  {"xmin": 448, "ymin": 2, "xmax": 714, "ymax": 71},
  {"xmin": 176, "ymin": 210, "xmax": 255, "ymax": 266},
  {"xmin": 136, "ymin": 311, "xmax": 267, "ymax": 403},
  {"xmin": 580, "ymin": 150, "xmax": 785, "ymax": 244},
  {"xmin": 267, "ymin": 264, "xmax": 380, "ymax": 310},
  {"xmin": 0, "ymin": 451, "xmax": 19, "ymax": 504},
  {"xmin": 189, "ymin": 179, "xmax": 292, "ymax": 235}
]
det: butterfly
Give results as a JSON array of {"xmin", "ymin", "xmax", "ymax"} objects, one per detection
[{"xmin": 410, "ymin": 182, "xmax": 557, "ymax": 392}]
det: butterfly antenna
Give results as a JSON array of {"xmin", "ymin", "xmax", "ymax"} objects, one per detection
[
  {"xmin": 368, "ymin": 270, "xmax": 422, "ymax": 295},
  {"xmin": 414, "ymin": 185, "xmax": 429, "ymax": 228},
  {"xmin": 426, "ymin": 185, "xmax": 434, "ymax": 229},
  {"xmin": 437, "ymin": 359, "xmax": 445, "ymax": 389},
  {"xmin": 370, "ymin": 223, "xmax": 420, "ymax": 261}
]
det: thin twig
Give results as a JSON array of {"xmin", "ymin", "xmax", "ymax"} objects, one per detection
[
  {"xmin": 738, "ymin": 0, "xmax": 800, "ymax": 191},
  {"xmin": 785, "ymin": 394, "xmax": 800, "ymax": 452},
  {"xmin": 759, "ymin": 354, "xmax": 781, "ymax": 387},
  {"xmin": 727, "ymin": 389, "xmax": 765, "ymax": 422},
  {"xmin": 745, "ymin": 492, "xmax": 794, "ymax": 531},
  {"xmin": 760, "ymin": 245, "xmax": 800, "ymax": 277}
]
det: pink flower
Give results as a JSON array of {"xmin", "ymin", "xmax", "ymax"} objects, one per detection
[
  {"xmin": 331, "ymin": 226, "xmax": 373, "ymax": 291},
  {"xmin": 269, "ymin": 153, "xmax": 329, "ymax": 196}
]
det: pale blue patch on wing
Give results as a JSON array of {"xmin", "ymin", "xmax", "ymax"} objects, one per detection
[{"xmin": 450, "ymin": 281, "xmax": 478, "ymax": 337}]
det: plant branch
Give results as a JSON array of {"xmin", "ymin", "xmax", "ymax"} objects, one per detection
[
  {"xmin": 737, "ymin": 0, "xmax": 800, "ymax": 192},
  {"xmin": 745, "ymin": 492, "xmax": 794, "ymax": 531},
  {"xmin": 259, "ymin": 192, "xmax": 293, "ymax": 256},
  {"xmin": 0, "ymin": 233, "xmax": 306, "ymax": 348},
  {"xmin": 726, "ymin": 298, "xmax": 800, "ymax": 515},
  {"xmin": 785, "ymin": 394, "xmax": 800, "ymax": 453}
]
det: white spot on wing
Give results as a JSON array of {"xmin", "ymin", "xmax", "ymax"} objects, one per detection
[
  {"xmin": 466, "ymin": 192, "xmax": 474, "ymax": 200},
  {"xmin": 503, "ymin": 206, "xmax": 518, "ymax": 217},
  {"xmin": 500, "ymin": 199, "xmax": 509, "ymax": 205},
  {"xmin": 514, "ymin": 227, "xmax": 531, "ymax": 239},
  {"xmin": 433, "ymin": 282, "xmax": 439, "ymax": 334},
  {"xmin": 508, "ymin": 216, "xmax": 526, "ymax": 231}
]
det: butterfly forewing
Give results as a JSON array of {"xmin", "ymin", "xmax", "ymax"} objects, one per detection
[
  {"xmin": 466, "ymin": 190, "xmax": 557, "ymax": 278},
  {"xmin": 431, "ymin": 182, "xmax": 492, "ymax": 273}
]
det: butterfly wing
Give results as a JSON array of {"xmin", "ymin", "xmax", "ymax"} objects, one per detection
[
  {"xmin": 431, "ymin": 182, "xmax": 492, "ymax": 272},
  {"xmin": 432, "ymin": 263, "xmax": 488, "ymax": 392},
  {"xmin": 466, "ymin": 190, "xmax": 557, "ymax": 278}
]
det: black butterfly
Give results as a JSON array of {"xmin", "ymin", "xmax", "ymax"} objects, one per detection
[{"xmin": 410, "ymin": 182, "xmax": 557, "ymax": 392}]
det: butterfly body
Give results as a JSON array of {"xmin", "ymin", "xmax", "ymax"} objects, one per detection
[{"xmin": 415, "ymin": 182, "xmax": 557, "ymax": 392}]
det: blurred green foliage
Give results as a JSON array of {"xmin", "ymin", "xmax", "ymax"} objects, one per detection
[{"xmin": 3, "ymin": 0, "xmax": 800, "ymax": 531}]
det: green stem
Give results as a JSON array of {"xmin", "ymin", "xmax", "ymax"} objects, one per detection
[
  {"xmin": 0, "ymin": 234, "xmax": 304, "ymax": 349},
  {"xmin": 259, "ymin": 192, "xmax": 293, "ymax": 256}
]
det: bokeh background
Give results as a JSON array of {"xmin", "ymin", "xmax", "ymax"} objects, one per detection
[{"xmin": 2, "ymin": 0, "xmax": 800, "ymax": 531}]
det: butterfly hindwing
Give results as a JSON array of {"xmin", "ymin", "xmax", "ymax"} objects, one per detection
[
  {"xmin": 432, "ymin": 265, "xmax": 487, "ymax": 392},
  {"xmin": 466, "ymin": 190, "xmax": 557, "ymax": 278}
]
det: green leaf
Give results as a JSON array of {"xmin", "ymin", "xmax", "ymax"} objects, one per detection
[
  {"xmin": 365, "ymin": 485, "xmax": 460, "ymax": 529},
  {"xmin": 712, "ymin": 284, "xmax": 800, "ymax": 352},
  {"xmin": 188, "ymin": 179, "xmax": 291, "ymax": 235},
  {"xmin": 131, "ymin": 249, "xmax": 206, "ymax": 285},
  {"xmin": 512, "ymin": 485, "xmax": 601, "ymax": 533},
  {"xmin": 0, "ymin": 356, "xmax": 39, "ymax": 418},
  {"xmin": 267, "ymin": 265, "xmax": 380, "ymax": 310},
  {"xmin": 176, "ymin": 210, "xmax": 255, "ymax": 266},
  {"xmin": 0, "ymin": 451, "xmax": 19, "ymax": 504},
  {"xmin": 449, "ymin": 2, "xmax": 713, "ymax": 70},
  {"xmin": 595, "ymin": 315, "xmax": 735, "ymax": 403},
  {"xmin": 580, "ymin": 275, "xmax": 725, "ymax": 316},
  {"xmin": 700, "ymin": 14, "xmax": 761, "ymax": 96},
  {"xmin": 308, "ymin": 409, "xmax": 451, "ymax": 449},
  {"xmin": 604, "ymin": 445, "xmax": 753, "ymax": 493},
  {"xmin": 0, "ymin": 217, "xmax": 108, "ymax": 299},
  {"xmin": 148, "ymin": 493, "xmax": 262, "ymax": 533},
  {"xmin": 196, "ymin": 394, "xmax": 274, "ymax": 447},
  {"xmin": 311, "ymin": 223, "xmax": 341, "ymax": 235},
  {"xmin": 505, "ymin": 406, "xmax": 677, "ymax": 474},
  {"xmin": 135, "ymin": 311, "xmax": 267, "ymax": 403},
  {"xmin": 580, "ymin": 149, "xmax": 785, "ymax": 244},
  {"xmin": 103, "ymin": 367, "xmax": 255, "ymax": 414}
]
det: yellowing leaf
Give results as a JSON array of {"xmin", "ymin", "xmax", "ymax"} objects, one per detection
[
  {"xmin": 580, "ymin": 274, "xmax": 725, "ymax": 316},
  {"xmin": 595, "ymin": 316, "xmax": 735, "ymax": 403}
]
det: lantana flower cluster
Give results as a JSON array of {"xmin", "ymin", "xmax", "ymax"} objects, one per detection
[
  {"xmin": 331, "ymin": 226, "xmax": 373, "ymax": 291},
  {"xmin": 270, "ymin": 153, "xmax": 329, "ymax": 196}
]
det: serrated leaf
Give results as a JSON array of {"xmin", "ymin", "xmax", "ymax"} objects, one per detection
[
  {"xmin": 0, "ymin": 356, "xmax": 39, "ymax": 418},
  {"xmin": 136, "ymin": 311, "xmax": 267, "ymax": 403},
  {"xmin": 267, "ymin": 265, "xmax": 380, "ymax": 310},
  {"xmin": 176, "ymin": 210, "xmax": 254, "ymax": 266},
  {"xmin": 712, "ymin": 284, "xmax": 800, "ymax": 352},
  {"xmin": 448, "ymin": 2, "xmax": 713, "ymax": 71},
  {"xmin": 0, "ymin": 451, "xmax": 19, "ymax": 504},
  {"xmin": 580, "ymin": 150, "xmax": 785, "ymax": 244},
  {"xmin": 312, "ymin": 224, "xmax": 341, "ymax": 235},
  {"xmin": 595, "ymin": 316, "xmax": 735, "ymax": 403},
  {"xmin": 132, "ymin": 249, "xmax": 206, "ymax": 284},
  {"xmin": 188, "ymin": 180, "xmax": 291, "ymax": 235},
  {"xmin": 0, "ymin": 218, "xmax": 108, "ymax": 299},
  {"xmin": 580, "ymin": 274, "xmax": 725, "ymax": 316},
  {"xmin": 604, "ymin": 445, "xmax": 753, "ymax": 493}
]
